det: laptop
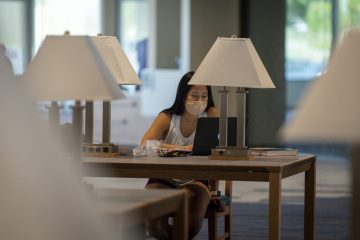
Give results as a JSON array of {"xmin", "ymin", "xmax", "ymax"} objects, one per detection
[{"xmin": 192, "ymin": 117, "xmax": 238, "ymax": 155}]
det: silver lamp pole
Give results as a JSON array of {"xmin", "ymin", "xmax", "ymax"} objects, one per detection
[
  {"xmin": 102, "ymin": 100, "xmax": 111, "ymax": 144},
  {"xmin": 84, "ymin": 101, "xmax": 94, "ymax": 144}
]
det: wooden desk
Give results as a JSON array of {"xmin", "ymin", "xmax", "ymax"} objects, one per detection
[
  {"xmin": 93, "ymin": 188, "xmax": 188, "ymax": 240},
  {"xmin": 83, "ymin": 155, "xmax": 316, "ymax": 240}
]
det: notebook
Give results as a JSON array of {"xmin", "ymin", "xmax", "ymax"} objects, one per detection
[{"xmin": 192, "ymin": 117, "xmax": 239, "ymax": 155}]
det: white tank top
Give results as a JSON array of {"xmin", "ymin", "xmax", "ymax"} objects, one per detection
[
  {"xmin": 163, "ymin": 112, "xmax": 207, "ymax": 146},
  {"xmin": 162, "ymin": 112, "xmax": 208, "ymax": 186}
]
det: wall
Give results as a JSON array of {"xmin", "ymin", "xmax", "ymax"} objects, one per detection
[
  {"xmin": 286, "ymin": 80, "xmax": 311, "ymax": 110},
  {"xmin": 246, "ymin": 0, "xmax": 286, "ymax": 146},
  {"xmin": 190, "ymin": 0, "xmax": 240, "ymax": 70},
  {"xmin": 101, "ymin": 0, "xmax": 116, "ymax": 36},
  {"xmin": 190, "ymin": 0, "xmax": 240, "ymax": 116},
  {"xmin": 156, "ymin": 0, "xmax": 180, "ymax": 68}
]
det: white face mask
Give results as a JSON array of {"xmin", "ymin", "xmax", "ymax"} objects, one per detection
[{"xmin": 185, "ymin": 101, "xmax": 207, "ymax": 117}]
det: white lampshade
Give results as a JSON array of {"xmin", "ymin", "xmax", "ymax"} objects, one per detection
[
  {"xmin": 189, "ymin": 37, "xmax": 275, "ymax": 88},
  {"xmin": 22, "ymin": 35, "xmax": 141, "ymax": 101},
  {"xmin": 91, "ymin": 36, "xmax": 142, "ymax": 85},
  {"xmin": 282, "ymin": 28, "xmax": 360, "ymax": 142}
]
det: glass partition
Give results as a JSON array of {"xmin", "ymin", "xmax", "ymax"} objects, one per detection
[
  {"xmin": 337, "ymin": 0, "xmax": 360, "ymax": 40},
  {"xmin": 0, "ymin": 0, "xmax": 26, "ymax": 74},
  {"xmin": 286, "ymin": 0, "xmax": 332, "ymax": 81},
  {"xmin": 34, "ymin": 0, "xmax": 101, "ymax": 52}
]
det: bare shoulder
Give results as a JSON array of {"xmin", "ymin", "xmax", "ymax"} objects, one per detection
[
  {"xmin": 156, "ymin": 112, "xmax": 172, "ymax": 125},
  {"xmin": 149, "ymin": 112, "xmax": 172, "ymax": 133},
  {"xmin": 207, "ymin": 107, "xmax": 219, "ymax": 117}
]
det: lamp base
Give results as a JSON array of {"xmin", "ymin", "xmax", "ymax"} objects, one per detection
[
  {"xmin": 82, "ymin": 143, "xmax": 120, "ymax": 157},
  {"xmin": 209, "ymin": 147, "xmax": 254, "ymax": 160},
  {"xmin": 82, "ymin": 143, "xmax": 135, "ymax": 157}
]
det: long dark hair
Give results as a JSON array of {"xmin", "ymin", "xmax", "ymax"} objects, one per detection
[{"xmin": 162, "ymin": 71, "xmax": 215, "ymax": 115}]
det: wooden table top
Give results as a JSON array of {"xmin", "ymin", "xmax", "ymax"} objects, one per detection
[
  {"xmin": 83, "ymin": 154, "xmax": 316, "ymax": 181},
  {"xmin": 93, "ymin": 188, "xmax": 188, "ymax": 227},
  {"xmin": 83, "ymin": 154, "xmax": 315, "ymax": 172}
]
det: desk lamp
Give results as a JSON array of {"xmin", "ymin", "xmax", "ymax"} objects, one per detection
[
  {"xmin": 189, "ymin": 36, "xmax": 275, "ymax": 159},
  {"xmin": 22, "ymin": 35, "xmax": 126, "ymax": 155},
  {"xmin": 83, "ymin": 35, "xmax": 142, "ymax": 147},
  {"xmin": 282, "ymin": 28, "xmax": 360, "ymax": 239}
]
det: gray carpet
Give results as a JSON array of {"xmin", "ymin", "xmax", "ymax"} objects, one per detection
[{"xmin": 196, "ymin": 197, "xmax": 350, "ymax": 240}]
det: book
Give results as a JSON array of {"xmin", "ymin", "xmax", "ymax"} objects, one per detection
[
  {"xmin": 249, "ymin": 147, "xmax": 298, "ymax": 156},
  {"xmin": 157, "ymin": 148, "xmax": 192, "ymax": 157}
]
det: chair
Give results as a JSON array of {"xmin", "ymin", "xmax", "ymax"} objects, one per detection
[{"xmin": 205, "ymin": 180, "xmax": 233, "ymax": 240}]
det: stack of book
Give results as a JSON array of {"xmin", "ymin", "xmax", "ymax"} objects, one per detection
[{"xmin": 249, "ymin": 147, "xmax": 298, "ymax": 156}]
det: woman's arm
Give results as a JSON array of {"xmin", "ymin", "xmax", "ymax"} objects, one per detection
[
  {"xmin": 140, "ymin": 113, "xmax": 192, "ymax": 150},
  {"xmin": 140, "ymin": 112, "xmax": 171, "ymax": 147}
]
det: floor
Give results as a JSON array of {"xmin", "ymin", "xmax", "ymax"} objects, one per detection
[{"xmin": 196, "ymin": 154, "xmax": 350, "ymax": 240}]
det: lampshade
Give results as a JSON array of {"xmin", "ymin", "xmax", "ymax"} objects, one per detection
[
  {"xmin": 21, "ymin": 35, "xmax": 141, "ymax": 101},
  {"xmin": 282, "ymin": 28, "xmax": 360, "ymax": 142},
  {"xmin": 188, "ymin": 37, "xmax": 275, "ymax": 88},
  {"xmin": 91, "ymin": 36, "xmax": 142, "ymax": 85}
]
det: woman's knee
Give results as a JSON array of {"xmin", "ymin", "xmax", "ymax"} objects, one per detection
[
  {"xmin": 181, "ymin": 182, "xmax": 210, "ymax": 198},
  {"xmin": 182, "ymin": 183, "xmax": 210, "ymax": 210}
]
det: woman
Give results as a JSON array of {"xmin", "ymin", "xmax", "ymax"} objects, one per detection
[{"xmin": 141, "ymin": 71, "xmax": 219, "ymax": 239}]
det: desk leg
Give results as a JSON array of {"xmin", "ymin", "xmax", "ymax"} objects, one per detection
[
  {"xmin": 173, "ymin": 193, "xmax": 189, "ymax": 240},
  {"xmin": 304, "ymin": 159, "xmax": 316, "ymax": 240},
  {"xmin": 269, "ymin": 172, "xmax": 282, "ymax": 240}
]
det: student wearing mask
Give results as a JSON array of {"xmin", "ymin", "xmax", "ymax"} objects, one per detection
[{"xmin": 140, "ymin": 71, "xmax": 219, "ymax": 239}]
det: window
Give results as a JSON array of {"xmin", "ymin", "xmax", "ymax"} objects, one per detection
[
  {"xmin": 286, "ymin": 0, "xmax": 360, "ymax": 82},
  {"xmin": 0, "ymin": 0, "xmax": 27, "ymax": 74},
  {"xmin": 118, "ymin": 0, "xmax": 149, "ymax": 75},
  {"xmin": 285, "ymin": 0, "xmax": 360, "ymax": 117},
  {"xmin": 34, "ymin": 0, "xmax": 101, "ymax": 52},
  {"xmin": 116, "ymin": 0, "xmax": 150, "ymax": 94},
  {"xmin": 336, "ymin": 0, "xmax": 360, "ymax": 40},
  {"xmin": 286, "ymin": 0, "xmax": 332, "ymax": 81}
]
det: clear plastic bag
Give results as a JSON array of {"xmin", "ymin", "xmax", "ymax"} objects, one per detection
[
  {"xmin": 132, "ymin": 139, "xmax": 163, "ymax": 157},
  {"xmin": 145, "ymin": 139, "xmax": 163, "ymax": 156},
  {"xmin": 132, "ymin": 146, "xmax": 146, "ymax": 156}
]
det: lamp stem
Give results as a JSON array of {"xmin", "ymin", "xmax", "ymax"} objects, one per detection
[
  {"xmin": 70, "ymin": 101, "xmax": 84, "ymax": 170},
  {"xmin": 72, "ymin": 100, "xmax": 83, "ymax": 136},
  {"xmin": 102, "ymin": 101, "xmax": 111, "ymax": 144},
  {"xmin": 48, "ymin": 101, "xmax": 60, "ymax": 129},
  {"xmin": 236, "ymin": 87, "xmax": 247, "ymax": 148},
  {"xmin": 218, "ymin": 87, "xmax": 229, "ymax": 147},
  {"xmin": 84, "ymin": 101, "xmax": 94, "ymax": 144}
]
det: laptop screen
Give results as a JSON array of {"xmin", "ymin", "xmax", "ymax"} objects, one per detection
[{"xmin": 192, "ymin": 117, "xmax": 238, "ymax": 155}]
